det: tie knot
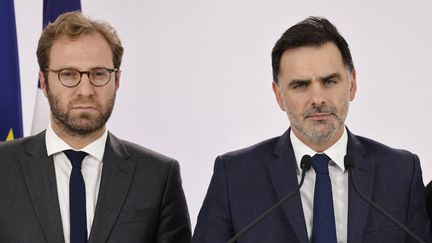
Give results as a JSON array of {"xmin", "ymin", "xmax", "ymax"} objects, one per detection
[
  {"xmin": 311, "ymin": 153, "xmax": 330, "ymax": 174},
  {"xmin": 64, "ymin": 150, "xmax": 88, "ymax": 169}
]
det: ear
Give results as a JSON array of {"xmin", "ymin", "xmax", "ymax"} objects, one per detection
[
  {"xmin": 272, "ymin": 81, "xmax": 286, "ymax": 111},
  {"xmin": 39, "ymin": 71, "xmax": 49, "ymax": 97},
  {"xmin": 349, "ymin": 69, "xmax": 357, "ymax": 101},
  {"xmin": 114, "ymin": 70, "xmax": 121, "ymax": 90}
]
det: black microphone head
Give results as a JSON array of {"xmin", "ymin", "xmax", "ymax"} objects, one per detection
[
  {"xmin": 300, "ymin": 155, "xmax": 312, "ymax": 171},
  {"xmin": 344, "ymin": 154, "xmax": 356, "ymax": 171}
]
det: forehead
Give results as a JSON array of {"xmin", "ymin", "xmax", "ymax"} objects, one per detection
[
  {"xmin": 49, "ymin": 32, "xmax": 113, "ymax": 69},
  {"xmin": 279, "ymin": 42, "xmax": 347, "ymax": 80}
]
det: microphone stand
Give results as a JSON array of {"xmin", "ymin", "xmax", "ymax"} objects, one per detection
[
  {"xmin": 226, "ymin": 155, "xmax": 312, "ymax": 243},
  {"xmin": 345, "ymin": 155, "xmax": 426, "ymax": 243}
]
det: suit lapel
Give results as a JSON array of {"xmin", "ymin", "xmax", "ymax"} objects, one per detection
[
  {"xmin": 267, "ymin": 130, "xmax": 309, "ymax": 243},
  {"xmin": 88, "ymin": 133, "xmax": 136, "ymax": 243},
  {"xmin": 20, "ymin": 132, "xmax": 65, "ymax": 243},
  {"xmin": 346, "ymin": 132, "xmax": 375, "ymax": 243},
  {"xmin": 266, "ymin": 129, "xmax": 376, "ymax": 242}
]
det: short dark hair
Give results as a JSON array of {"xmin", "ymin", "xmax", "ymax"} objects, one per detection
[{"xmin": 271, "ymin": 16, "xmax": 354, "ymax": 83}]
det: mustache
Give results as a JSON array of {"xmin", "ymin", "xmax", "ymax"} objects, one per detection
[
  {"xmin": 69, "ymin": 97, "xmax": 100, "ymax": 108},
  {"xmin": 303, "ymin": 105, "xmax": 338, "ymax": 118}
]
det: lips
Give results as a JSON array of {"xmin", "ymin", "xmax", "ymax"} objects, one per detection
[
  {"xmin": 306, "ymin": 113, "xmax": 333, "ymax": 121},
  {"xmin": 72, "ymin": 105, "xmax": 98, "ymax": 111}
]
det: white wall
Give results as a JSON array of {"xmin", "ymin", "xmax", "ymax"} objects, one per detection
[{"xmin": 15, "ymin": 0, "xmax": 432, "ymax": 228}]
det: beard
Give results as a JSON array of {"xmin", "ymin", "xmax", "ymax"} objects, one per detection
[
  {"xmin": 47, "ymin": 88, "xmax": 115, "ymax": 137},
  {"xmin": 288, "ymin": 102, "xmax": 348, "ymax": 145}
]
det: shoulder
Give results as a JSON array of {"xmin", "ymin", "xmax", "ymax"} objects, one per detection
[
  {"xmin": 121, "ymin": 138, "xmax": 176, "ymax": 162},
  {"xmin": 212, "ymin": 136, "xmax": 281, "ymax": 171},
  {"xmin": 108, "ymin": 133, "xmax": 179, "ymax": 171},
  {"xmin": 0, "ymin": 133, "xmax": 44, "ymax": 158},
  {"xmin": 223, "ymin": 136, "xmax": 279, "ymax": 159},
  {"xmin": 350, "ymin": 133, "xmax": 421, "ymax": 177},
  {"xmin": 0, "ymin": 134, "xmax": 35, "ymax": 150},
  {"xmin": 352, "ymin": 134, "xmax": 417, "ymax": 160}
]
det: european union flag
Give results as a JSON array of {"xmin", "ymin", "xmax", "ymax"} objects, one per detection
[{"xmin": 0, "ymin": 0, "xmax": 23, "ymax": 141}]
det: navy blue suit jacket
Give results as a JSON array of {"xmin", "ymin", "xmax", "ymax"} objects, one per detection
[{"xmin": 192, "ymin": 129, "xmax": 431, "ymax": 243}]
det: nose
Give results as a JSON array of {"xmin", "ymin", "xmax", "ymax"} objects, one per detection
[
  {"xmin": 309, "ymin": 83, "xmax": 326, "ymax": 108},
  {"xmin": 75, "ymin": 73, "xmax": 95, "ymax": 97}
]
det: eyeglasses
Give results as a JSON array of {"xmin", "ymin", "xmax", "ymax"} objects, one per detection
[{"xmin": 45, "ymin": 67, "xmax": 118, "ymax": 87}]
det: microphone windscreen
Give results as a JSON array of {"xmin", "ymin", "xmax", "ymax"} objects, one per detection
[
  {"xmin": 300, "ymin": 155, "xmax": 312, "ymax": 171},
  {"xmin": 344, "ymin": 154, "xmax": 356, "ymax": 170}
]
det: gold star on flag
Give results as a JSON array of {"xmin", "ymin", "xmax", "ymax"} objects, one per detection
[{"xmin": 6, "ymin": 128, "xmax": 15, "ymax": 141}]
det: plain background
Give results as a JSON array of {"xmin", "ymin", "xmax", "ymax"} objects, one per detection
[{"xmin": 15, "ymin": 0, "xmax": 432, "ymax": 228}]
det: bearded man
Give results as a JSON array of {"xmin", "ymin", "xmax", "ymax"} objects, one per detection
[
  {"xmin": 192, "ymin": 17, "xmax": 431, "ymax": 243},
  {"xmin": 0, "ymin": 12, "xmax": 191, "ymax": 243}
]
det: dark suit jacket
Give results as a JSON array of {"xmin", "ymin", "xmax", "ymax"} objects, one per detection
[
  {"xmin": 426, "ymin": 180, "xmax": 432, "ymax": 232},
  {"xmin": 0, "ymin": 131, "xmax": 191, "ymax": 243},
  {"xmin": 192, "ymin": 129, "xmax": 432, "ymax": 243}
]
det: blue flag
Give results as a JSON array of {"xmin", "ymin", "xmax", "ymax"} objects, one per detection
[
  {"xmin": 31, "ymin": 0, "xmax": 81, "ymax": 135},
  {"xmin": 0, "ymin": 0, "xmax": 23, "ymax": 141},
  {"xmin": 43, "ymin": 0, "xmax": 81, "ymax": 28}
]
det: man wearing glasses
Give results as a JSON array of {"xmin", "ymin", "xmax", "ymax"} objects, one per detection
[{"xmin": 0, "ymin": 12, "xmax": 191, "ymax": 243}]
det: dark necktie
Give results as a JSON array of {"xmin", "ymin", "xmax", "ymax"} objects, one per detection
[
  {"xmin": 64, "ymin": 150, "xmax": 88, "ymax": 243},
  {"xmin": 311, "ymin": 153, "xmax": 337, "ymax": 243}
]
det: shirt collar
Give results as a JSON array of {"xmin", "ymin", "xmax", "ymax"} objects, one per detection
[
  {"xmin": 290, "ymin": 127, "xmax": 348, "ymax": 173},
  {"xmin": 45, "ymin": 122, "xmax": 108, "ymax": 161}
]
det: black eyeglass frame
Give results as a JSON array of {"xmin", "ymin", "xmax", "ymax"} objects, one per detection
[{"xmin": 44, "ymin": 67, "xmax": 119, "ymax": 88}]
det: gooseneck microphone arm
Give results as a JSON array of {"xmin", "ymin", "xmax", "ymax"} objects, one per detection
[
  {"xmin": 226, "ymin": 155, "xmax": 312, "ymax": 243},
  {"xmin": 344, "ymin": 155, "xmax": 426, "ymax": 243}
]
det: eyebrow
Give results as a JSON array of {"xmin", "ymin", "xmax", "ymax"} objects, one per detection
[
  {"xmin": 288, "ymin": 79, "xmax": 310, "ymax": 88},
  {"xmin": 319, "ymin": 73, "xmax": 341, "ymax": 81},
  {"xmin": 288, "ymin": 72, "xmax": 342, "ymax": 85}
]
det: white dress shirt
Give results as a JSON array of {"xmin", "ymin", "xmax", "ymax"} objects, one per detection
[
  {"xmin": 291, "ymin": 128, "xmax": 348, "ymax": 243},
  {"xmin": 45, "ymin": 123, "xmax": 106, "ymax": 243}
]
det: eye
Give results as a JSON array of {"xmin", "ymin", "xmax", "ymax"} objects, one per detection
[
  {"xmin": 59, "ymin": 69, "xmax": 79, "ymax": 78},
  {"xmin": 293, "ymin": 83, "xmax": 306, "ymax": 89},
  {"xmin": 323, "ymin": 79, "xmax": 337, "ymax": 86},
  {"xmin": 290, "ymin": 81, "xmax": 309, "ymax": 90},
  {"xmin": 92, "ymin": 69, "xmax": 109, "ymax": 77}
]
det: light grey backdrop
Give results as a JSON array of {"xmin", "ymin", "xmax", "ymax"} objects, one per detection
[{"xmin": 15, "ymin": 0, "xmax": 432, "ymax": 228}]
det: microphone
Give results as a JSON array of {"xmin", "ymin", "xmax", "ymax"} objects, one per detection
[
  {"xmin": 226, "ymin": 155, "xmax": 312, "ymax": 243},
  {"xmin": 344, "ymin": 154, "xmax": 426, "ymax": 243}
]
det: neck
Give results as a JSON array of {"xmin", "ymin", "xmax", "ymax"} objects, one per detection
[
  {"xmin": 292, "ymin": 126, "xmax": 344, "ymax": 153},
  {"xmin": 50, "ymin": 119, "xmax": 105, "ymax": 150}
]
